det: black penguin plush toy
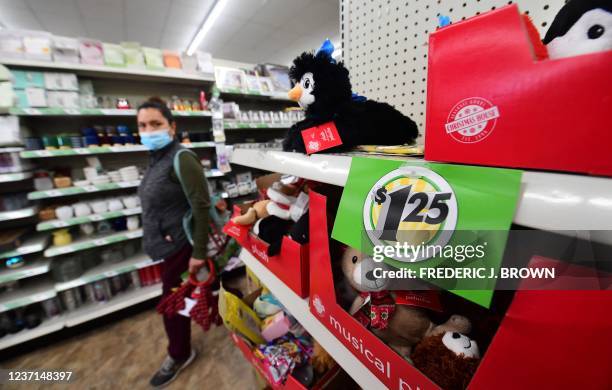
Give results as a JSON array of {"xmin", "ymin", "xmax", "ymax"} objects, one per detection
[
  {"xmin": 283, "ymin": 40, "xmax": 419, "ymax": 154},
  {"xmin": 543, "ymin": 0, "xmax": 612, "ymax": 59}
]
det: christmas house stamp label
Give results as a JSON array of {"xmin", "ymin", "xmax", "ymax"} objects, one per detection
[{"xmin": 445, "ymin": 97, "xmax": 499, "ymax": 143}]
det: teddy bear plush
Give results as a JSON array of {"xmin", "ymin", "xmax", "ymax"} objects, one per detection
[
  {"xmin": 341, "ymin": 247, "xmax": 472, "ymax": 359},
  {"xmin": 412, "ymin": 332, "xmax": 480, "ymax": 390}
]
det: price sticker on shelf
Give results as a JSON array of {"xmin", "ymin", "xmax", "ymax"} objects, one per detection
[
  {"xmin": 104, "ymin": 270, "xmax": 119, "ymax": 278},
  {"xmin": 90, "ymin": 215, "xmax": 103, "ymax": 221},
  {"xmin": 65, "ymin": 108, "xmax": 81, "ymax": 115},
  {"xmin": 126, "ymin": 231, "xmax": 142, "ymax": 239},
  {"xmin": 38, "ymin": 150, "xmax": 52, "ymax": 157},
  {"xmin": 57, "ymin": 246, "xmax": 73, "ymax": 254},
  {"xmin": 75, "ymin": 148, "xmax": 91, "ymax": 155},
  {"xmin": 84, "ymin": 185, "xmax": 98, "ymax": 192},
  {"xmin": 52, "ymin": 221, "xmax": 68, "ymax": 228},
  {"xmin": 23, "ymin": 108, "xmax": 41, "ymax": 115},
  {"xmin": 94, "ymin": 239, "xmax": 107, "ymax": 246},
  {"xmin": 46, "ymin": 190, "xmax": 63, "ymax": 197}
]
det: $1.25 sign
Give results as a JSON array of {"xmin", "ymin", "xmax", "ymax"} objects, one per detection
[
  {"xmin": 364, "ymin": 166, "xmax": 458, "ymax": 262},
  {"xmin": 332, "ymin": 157, "xmax": 522, "ymax": 307}
]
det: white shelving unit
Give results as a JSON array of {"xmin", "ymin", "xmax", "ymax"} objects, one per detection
[
  {"xmin": 0, "ymin": 171, "xmax": 32, "ymax": 183},
  {"xmin": 36, "ymin": 207, "xmax": 142, "ymax": 231},
  {"xmin": 20, "ymin": 142, "xmax": 217, "ymax": 159},
  {"xmin": 0, "ymin": 259, "xmax": 51, "ymax": 284},
  {"xmin": 1, "ymin": 58, "xmax": 214, "ymax": 84},
  {"xmin": 0, "ymin": 284, "xmax": 162, "ymax": 350},
  {"xmin": 0, "ymin": 281, "xmax": 57, "ymax": 313},
  {"xmin": 239, "ymin": 250, "xmax": 384, "ymax": 389},
  {"xmin": 27, "ymin": 180, "xmax": 141, "ymax": 200},
  {"xmin": 5, "ymin": 107, "xmax": 212, "ymax": 117},
  {"xmin": 44, "ymin": 229, "xmax": 142, "ymax": 258},
  {"xmin": 0, "ymin": 206, "xmax": 38, "ymax": 222},
  {"xmin": 230, "ymin": 148, "xmax": 612, "ymax": 242},
  {"xmin": 0, "ymin": 234, "xmax": 48, "ymax": 260}
]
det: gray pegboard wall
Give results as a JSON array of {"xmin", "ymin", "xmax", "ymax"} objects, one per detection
[{"xmin": 340, "ymin": 0, "xmax": 568, "ymax": 143}]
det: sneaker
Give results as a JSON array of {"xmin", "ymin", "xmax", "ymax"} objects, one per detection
[{"xmin": 149, "ymin": 349, "xmax": 197, "ymax": 388}]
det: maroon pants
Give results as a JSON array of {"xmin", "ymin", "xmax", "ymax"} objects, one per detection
[{"xmin": 161, "ymin": 244, "xmax": 192, "ymax": 361}]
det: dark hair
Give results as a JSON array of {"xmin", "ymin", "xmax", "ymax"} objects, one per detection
[{"xmin": 137, "ymin": 97, "xmax": 175, "ymax": 124}]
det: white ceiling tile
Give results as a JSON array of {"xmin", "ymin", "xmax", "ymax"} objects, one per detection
[
  {"xmin": 0, "ymin": 5, "xmax": 43, "ymax": 30},
  {"xmin": 125, "ymin": 0, "xmax": 170, "ymax": 23},
  {"xmin": 223, "ymin": 0, "xmax": 267, "ymax": 21},
  {"xmin": 250, "ymin": 0, "xmax": 309, "ymax": 28},
  {"xmin": 166, "ymin": 1, "xmax": 214, "ymax": 27},
  {"xmin": 26, "ymin": 0, "xmax": 75, "ymax": 15},
  {"xmin": 77, "ymin": 0, "xmax": 124, "ymax": 21},
  {"xmin": 229, "ymin": 22, "xmax": 273, "ymax": 46},
  {"xmin": 84, "ymin": 18, "xmax": 124, "ymax": 42},
  {"xmin": 37, "ymin": 13, "xmax": 86, "ymax": 37}
]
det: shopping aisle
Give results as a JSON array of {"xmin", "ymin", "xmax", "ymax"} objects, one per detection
[{"xmin": 3, "ymin": 308, "xmax": 255, "ymax": 390}]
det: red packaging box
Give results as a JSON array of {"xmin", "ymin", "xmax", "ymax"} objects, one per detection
[
  {"xmin": 424, "ymin": 4, "xmax": 612, "ymax": 177},
  {"xmin": 309, "ymin": 190, "xmax": 612, "ymax": 389},
  {"xmin": 230, "ymin": 332, "xmax": 345, "ymax": 390},
  {"xmin": 224, "ymin": 204, "xmax": 310, "ymax": 298}
]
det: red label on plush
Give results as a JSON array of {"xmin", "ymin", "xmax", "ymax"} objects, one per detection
[
  {"xmin": 301, "ymin": 121, "xmax": 343, "ymax": 154},
  {"xmin": 394, "ymin": 290, "xmax": 443, "ymax": 312}
]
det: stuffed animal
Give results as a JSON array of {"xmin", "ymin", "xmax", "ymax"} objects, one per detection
[
  {"xmin": 283, "ymin": 40, "xmax": 419, "ymax": 154},
  {"xmin": 231, "ymin": 179, "xmax": 308, "ymax": 255},
  {"xmin": 311, "ymin": 340, "xmax": 335, "ymax": 375},
  {"xmin": 543, "ymin": 0, "xmax": 612, "ymax": 59},
  {"xmin": 341, "ymin": 247, "xmax": 471, "ymax": 358},
  {"xmin": 412, "ymin": 332, "xmax": 480, "ymax": 390}
]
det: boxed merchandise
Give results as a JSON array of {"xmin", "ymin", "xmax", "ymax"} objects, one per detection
[
  {"xmin": 79, "ymin": 38, "xmax": 104, "ymax": 65},
  {"xmin": 59, "ymin": 73, "xmax": 79, "ymax": 91},
  {"xmin": 424, "ymin": 4, "xmax": 612, "ymax": 177},
  {"xmin": 47, "ymin": 91, "xmax": 79, "ymax": 109},
  {"xmin": 180, "ymin": 53, "xmax": 198, "ymax": 74},
  {"xmin": 218, "ymin": 285, "xmax": 265, "ymax": 344},
  {"xmin": 195, "ymin": 51, "xmax": 214, "ymax": 74},
  {"xmin": 0, "ymin": 30, "xmax": 25, "ymax": 59},
  {"xmin": 22, "ymin": 30, "xmax": 52, "ymax": 61},
  {"xmin": 43, "ymin": 73, "xmax": 62, "ymax": 90},
  {"xmin": 120, "ymin": 42, "xmax": 145, "ymax": 68},
  {"xmin": 162, "ymin": 50, "xmax": 182, "ymax": 69},
  {"xmin": 11, "ymin": 70, "xmax": 45, "ymax": 89},
  {"xmin": 308, "ymin": 190, "xmax": 612, "ymax": 389},
  {"xmin": 143, "ymin": 47, "xmax": 164, "ymax": 69},
  {"xmin": 0, "ymin": 116, "xmax": 22, "ymax": 146},
  {"xmin": 258, "ymin": 64, "xmax": 292, "ymax": 92},
  {"xmin": 0, "ymin": 82, "xmax": 13, "ymax": 108},
  {"xmin": 215, "ymin": 67, "xmax": 247, "ymax": 92},
  {"xmin": 24, "ymin": 88, "xmax": 47, "ymax": 107},
  {"xmin": 52, "ymin": 36, "xmax": 79, "ymax": 63},
  {"xmin": 103, "ymin": 43, "xmax": 125, "ymax": 67}
]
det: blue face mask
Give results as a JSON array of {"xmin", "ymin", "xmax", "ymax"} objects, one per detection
[{"xmin": 140, "ymin": 129, "xmax": 173, "ymax": 150}]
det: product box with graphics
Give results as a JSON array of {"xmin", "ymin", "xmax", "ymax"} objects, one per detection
[
  {"xmin": 424, "ymin": 4, "xmax": 612, "ymax": 177},
  {"xmin": 310, "ymin": 189, "xmax": 612, "ymax": 389}
]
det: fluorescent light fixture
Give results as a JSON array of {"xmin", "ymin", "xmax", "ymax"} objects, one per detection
[{"xmin": 186, "ymin": 0, "xmax": 228, "ymax": 56}]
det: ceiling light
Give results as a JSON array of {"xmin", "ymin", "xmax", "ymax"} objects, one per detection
[{"xmin": 186, "ymin": 0, "xmax": 228, "ymax": 56}]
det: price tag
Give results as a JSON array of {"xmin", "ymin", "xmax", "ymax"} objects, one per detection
[
  {"xmin": 93, "ymin": 239, "xmax": 107, "ymax": 246},
  {"xmin": 24, "ymin": 108, "xmax": 41, "ymax": 115},
  {"xmin": 104, "ymin": 270, "xmax": 118, "ymax": 278},
  {"xmin": 46, "ymin": 190, "xmax": 63, "ymax": 197},
  {"xmin": 126, "ymin": 231, "xmax": 142, "ymax": 239},
  {"xmin": 90, "ymin": 215, "xmax": 103, "ymax": 221},
  {"xmin": 65, "ymin": 108, "xmax": 81, "ymax": 115},
  {"xmin": 38, "ymin": 150, "xmax": 53, "ymax": 157},
  {"xmin": 53, "ymin": 221, "xmax": 68, "ymax": 228},
  {"xmin": 301, "ymin": 121, "xmax": 343, "ymax": 154},
  {"xmin": 58, "ymin": 246, "xmax": 73, "ymax": 254},
  {"xmin": 84, "ymin": 185, "xmax": 98, "ymax": 192},
  {"xmin": 75, "ymin": 148, "xmax": 91, "ymax": 155}
]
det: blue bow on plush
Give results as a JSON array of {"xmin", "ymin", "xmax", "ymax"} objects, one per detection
[{"xmin": 316, "ymin": 39, "xmax": 336, "ymax": 63}]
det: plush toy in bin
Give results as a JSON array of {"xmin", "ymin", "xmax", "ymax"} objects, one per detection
[
  {"xmin": 283, "ymin": 39, "xmax": 419, "ymax": 154},
  {"xmin": 341, "ymin": 247, "xmax": 472, "ymax": 359},
  {"xmin": 412, "ymin": 332, "xmax": 480, "ymax": 390},
  {"xmin": 543, "ymin": 0, "xmax": 612, "ymax": 59},
  {"xmin": 231, "ymin": 176, "xmax": 309, "ymax": 255}
]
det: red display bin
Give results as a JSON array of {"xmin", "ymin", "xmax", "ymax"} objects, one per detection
[
  {"xmin": 230, "ymin": 332, "xmax": 344, "ymax": 390},
  {"xmin": 224, "ymin": 205, "xmax": 310, "ymax": 298},
  {"xmin": 309, "ymin": 190, "xmax": 612, "ymax": 389},
  {"xmin": 424, "ymin": 4, "xmax": 612, "ymax": 177}
]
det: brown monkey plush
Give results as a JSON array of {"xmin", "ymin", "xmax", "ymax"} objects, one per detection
[{"xmin": 412, "ymin": 332, "xmax": 480, "ymax": 390}]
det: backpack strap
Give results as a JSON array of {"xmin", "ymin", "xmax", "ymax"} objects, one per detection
[{"xmin": 173, "ymin": 148, "xmax": 199, "ymax": 244}]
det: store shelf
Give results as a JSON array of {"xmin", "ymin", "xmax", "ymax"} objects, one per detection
[
  {"xmin": 36, "ymin": 207, "xmax": 141, "ymax": 231},
  {"xmin": 238, "ymin": 250, "xmax": 384, "ymax": 389},
  {"xmin": 230, "ymin": 149, "xmax": 612, "ymax": 241},
  {"xmin": 218, "ymin": 89, "xmax": 293, "ymax": 102},
  {"xmin": 206, "ymin": 169, "xmax": 225, "ymax": 178},
  {"xmin": 0, "ymin": 284, "xmax": 161, "ymax": 350},
  {"xmin": 0, "ymin": 147, "xmax": 24, "ymax": 152},
  {"xmin": 223, "ymin": 121, "xmax": 292, "ymax": 130},
  {"xmin": 0, "ymin": 206, "xmax": 38, "ymax": 222},
  {"xmin": 0, "ymin": 234, "xmax": 48, "ymax": 260},
  {"xmin": 44, "ymin": 229, "xmax": 142, "ymax": 257},
  {"xmin": 55, "ymin": 253, "xmax": 159, "ymax": 291},
  {"xmin": 20, "ymin": 142, "xmax": 217, "ymax": 158},
  {"xmin": 5, "ymin": 107, "xmax": 212, "ymax": 117},
  {"xmin": 0, "ymin": 171, "xmax": 32, "ymax": 183},
  {"xmin": 0, "ymin": 280, "xmax": 56, "ymax": 313},
  {"xmin": 27, "ymin": 180, "xmax": 140, "ymax": 200},
  {"xmin": 0, "ymin": 259, "xmax": 51, "ymax": 284},
  {"xmin": 64, "ymin": 284, "xmax": 161, "ymax": 327},
  {"xmin": 1, "ymin": 58, "xmax": 215, "ymax": 84},
  {"xmin": 0, "ymin": 314, "xmax": 66, "ymax": 351}
]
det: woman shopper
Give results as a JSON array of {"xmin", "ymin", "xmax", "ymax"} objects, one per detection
[{"xmin": 136, "ymin": 97, "xmax": 211, "ymax": 388}]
